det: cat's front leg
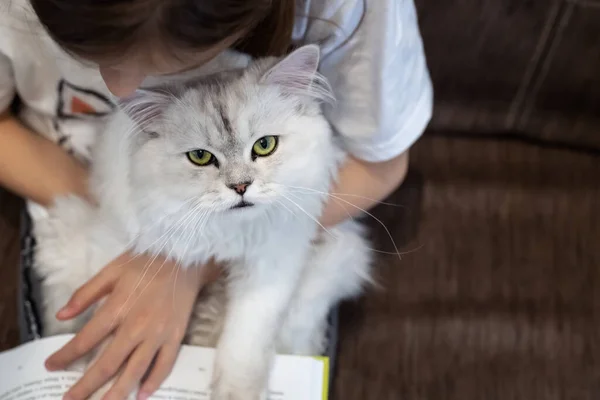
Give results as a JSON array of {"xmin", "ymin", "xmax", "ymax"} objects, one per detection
[{"xmin": 210, "ymin": 250, "xmax": 308, "ymax": 400}]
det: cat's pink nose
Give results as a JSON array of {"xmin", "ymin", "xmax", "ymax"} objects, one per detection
[{"xmin": 229, "ymin": 182, "xmax": 252, "ymax": 195}]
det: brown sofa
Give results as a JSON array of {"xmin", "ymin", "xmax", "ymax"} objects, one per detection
[
  {"xmin": 332, "ymin": 1, "xmax": 600, "ymax": 399},
  {"xmin": 1, "ymin": 1, "xmax": 599, "ymax": 398}
]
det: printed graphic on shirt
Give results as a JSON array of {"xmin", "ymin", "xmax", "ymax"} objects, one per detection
[{"xmin": 54, "ymin": 79, "xmax": 115, "ymax": 161}]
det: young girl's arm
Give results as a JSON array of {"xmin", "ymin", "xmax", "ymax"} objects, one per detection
[
  {"xmin": 320, "ymin": 152, "xmax": 409, "ymax": 227},
  {"xmin": 0, "ymin": 111, "xmax": 88, "ymax": 205},
  {"xmin": 315, "ymin": 0, "xmax": 431, "ymax": 227}
]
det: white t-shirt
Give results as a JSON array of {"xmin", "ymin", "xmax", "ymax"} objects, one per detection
[{"xmin": 0, "ymin": 0, "xmax": 432, "ymax": 164}]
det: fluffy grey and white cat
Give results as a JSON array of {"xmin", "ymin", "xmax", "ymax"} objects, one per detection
[{"xmin": 34, "ymin": 45, "xmax": 372, "ymax": 400}]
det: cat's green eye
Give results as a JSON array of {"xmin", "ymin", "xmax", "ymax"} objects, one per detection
[
  {"xmin": 186, "ymin": 149, "xmax": 215, "ymax": 166},
  {"xmin": 252, "ymin": 136, "xmax": 278, "ymax": 158}
]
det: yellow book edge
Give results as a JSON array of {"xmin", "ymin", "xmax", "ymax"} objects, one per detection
[{"xmin": 311, "ymin": 356, "xmax": 330, "ymax": 400}]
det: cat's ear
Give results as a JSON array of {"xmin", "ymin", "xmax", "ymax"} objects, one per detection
[
  {"xmin": 260, "ymin": 44, "xmax": 334, "ymax": 103},
  {"xmin": 118, "ymin": 88, "xmax": 172, "ymax": 125}
]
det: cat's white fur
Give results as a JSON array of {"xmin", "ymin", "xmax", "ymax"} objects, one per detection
[{"xmin": 34, "ymin": 45, "xmax": 372, "ymax": 400}]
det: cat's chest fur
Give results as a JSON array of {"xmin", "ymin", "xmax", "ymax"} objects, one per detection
[{"xmin": 131, "ymin": 202, "xmax": 320, "ymax": 269}]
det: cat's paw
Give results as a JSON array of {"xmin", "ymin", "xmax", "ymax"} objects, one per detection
[
  {"xmin": 209, "ymin": 362, "xmax": 265, "ymax": 400},
  {"xmin": 209, "ymin": 382, "xmax": 263, "ymax": 400},
  {"xmin": 209, "ymin": 383, "xmax": 263, "ymax": 400}
]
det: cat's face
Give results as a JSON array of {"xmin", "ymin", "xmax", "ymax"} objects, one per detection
[{"xmin": 122, "ymin": 46, "xmax": 338, "ymax": 219}]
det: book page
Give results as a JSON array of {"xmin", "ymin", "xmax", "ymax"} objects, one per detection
[
  {"xmin": 0, "ymin": 336, "xmax": 82, "ymax": 400},
  {"xmin": 0, "ymin": 336, "xmax": 328, "ymax": 400}
]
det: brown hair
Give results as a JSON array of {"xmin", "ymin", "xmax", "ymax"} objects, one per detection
[{"xmin": 30, "ymin": 0, "xmax": 295, "ymax": 63}]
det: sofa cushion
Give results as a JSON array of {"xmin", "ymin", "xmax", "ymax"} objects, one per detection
[{"xmin": 416, "ymin": 0, "xmax": 600, "ymax": 149}]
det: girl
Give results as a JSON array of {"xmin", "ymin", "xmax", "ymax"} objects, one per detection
[{"xmin": 1, "ymin": 0, "xmax": 432, "ymax": 399}]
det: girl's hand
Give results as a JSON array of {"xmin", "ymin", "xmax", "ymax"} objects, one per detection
[{"xmin": 45, "ymin": 251, "xmax": 221, "ymax": 400}]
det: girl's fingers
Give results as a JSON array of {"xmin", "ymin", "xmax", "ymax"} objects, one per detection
[
  {"xmin": 101, "ymin": 341, "xmax": 160, "ymax": 400},
  {"xmin": 63, "ymin": 333, "xmax": 140, "ymax": 400},
  {"xmin": 46, "ymin": 296, "xmax": 124, "ymax": 370},
  {"xmin": 138, "ymin": 344, "xmax": 180, "ymax": 400},
  {"xmin": 57, "ymin": 255, "xmax": 127, "ymax": 319}
]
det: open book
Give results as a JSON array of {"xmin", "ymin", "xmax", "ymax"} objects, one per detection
[{"xmin": 0, "ymin": 335, "xmax": 329, "ymax": 400}]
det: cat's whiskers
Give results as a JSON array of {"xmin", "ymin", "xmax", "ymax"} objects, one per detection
[
  {"xmin": 279, "ymin": 193, "xmax": 335, "ymax": 238},
  {"xmin": 171, "ymin": 203, "xmax": 216, "ymax": 273},
  {"xmin": 109, "ymin": 197, "xmax": 199, "ymax": 269},
  {"xmin": 132, "ymin": 201, "xmax": 206, "ymax": 296},
  {"xmin": 288, "ymin": 189, "xmax": 416, "ymax": 257},
  {"xmin": 131, "ymin": 193, "xmax": 218, "ymax": 256},
  {"xmin": 279, "ymin": 184, "xmax": 417, "ymax": 260},
  {"xmin": 188, "ymin": 200, "xmax": 224, "ymax": 286},
  {"xmin": 178, "ymin": 206, "xmax": 211, "ymax": 290},
  {"xmin": 111, "ymin": 198, "xmax": 203, "ymax": 295},
  {"xmin": 277, "ymin": 191, "xmax": 413, "ymax": 257},
  {"xmin": 264, "ymin": 199, "xmax": 283, "ymax": 226},
  {"xmin": 114, "ymin": 204, "xmax": 207, "ymax": 326},
  {"xmin": 286, "ymin": 188, "xmax": 352, "ymax": 223},
  {"xmin": 283, "ymin": 190, "xmax": 402, "ymax": 256},
  {"xmin": 170, "ymin": 202, "xmax": 219, "ymax": 308},
  {"xmin": 169, "ymin": 210, "xmax": 203, "ymax": 309},
  {"xmin": 165, "ymin": 205, "xmax": 207, "ymax": 273},
  {"xmin": 133, "ymin": 199, "xmax": 218, "ymax": 313},
  {"xmin": 196, "ymin": 201, "xmax": 219, "ymax": 237},
  {"xmin": 110, "ymin": 201, "xmax": 206, "ymax": 327},
  {"xmin": 273, "ymin": 198, "xmax": 297, "ymax": 219},
  {"xmin": 284, "ymin": 184, "xmax": 407, "ymax": 208}
]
